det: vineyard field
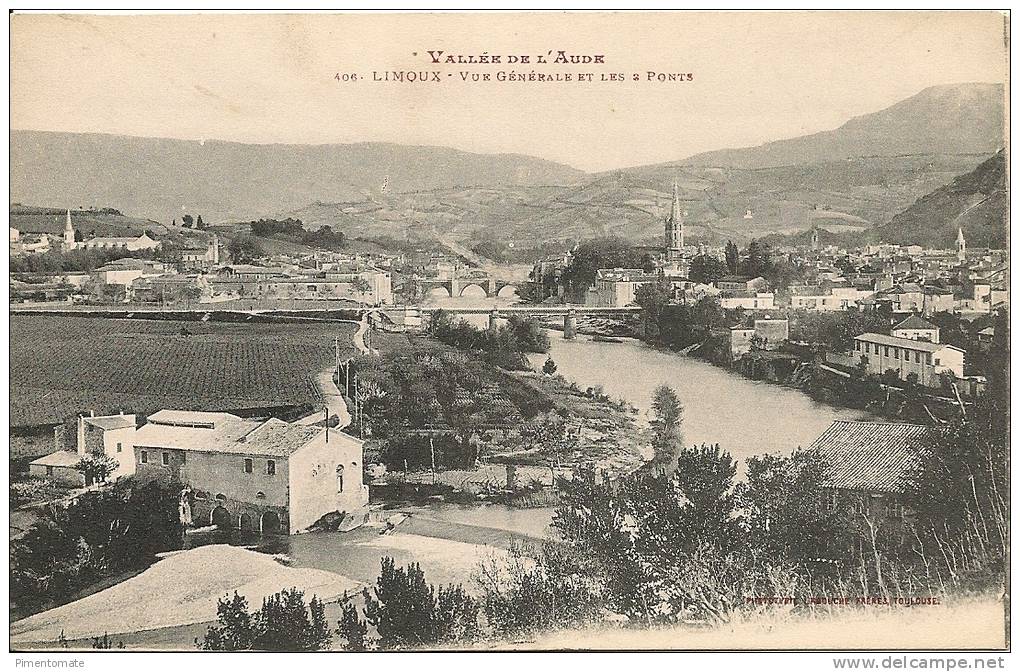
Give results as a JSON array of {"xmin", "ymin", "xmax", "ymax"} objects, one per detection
[{"xmin": 10, "ymin": 315, "xmax": 358, "ymax": 427}]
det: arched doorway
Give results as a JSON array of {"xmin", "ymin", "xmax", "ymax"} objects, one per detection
[
  {"xmin": 211, "ymin": 505, "xmax": 232, "ymax": 529},
  {"xmin": 261, "ymin": 511, "xmax": 282, "ymax": 535},
  {"xmin": 336, "ymin": 464, "xmax": 345, "ymax": 494},
  {"xmin": 239, "ymin": 512, "xmax": 255, "ymax": 532}
]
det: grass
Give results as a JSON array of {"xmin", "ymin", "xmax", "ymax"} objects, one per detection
[{"xmin": 10, "ymin": 315, "xmax": 359, "ymax": 427}]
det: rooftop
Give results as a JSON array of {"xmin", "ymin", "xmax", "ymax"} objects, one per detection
[
  {"xmin": 83, "ymin": 414, "xmax": 136, "ymax": 431},
  {"xmin": 809, "ymin": 420, "xmax": 935, "ymax": 493},
  {"xmin": 892, "ymin": 315, "xmax": 938, "ymax": 332},
  {"xmin": 854, "ymin": 332, "xmax": 961, "ymax": 353},
  {"xmin": 134, "ymin": 410, "xmax": 329, "ymax": 457},
  {"xmin": 31, "ymin": 450, "xmax": 82, "ymax": 468}
]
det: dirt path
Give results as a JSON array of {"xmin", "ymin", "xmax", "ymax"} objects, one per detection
[{"xmin": 296, "ymin": 315, "xmax": 376, "ymax": 429}]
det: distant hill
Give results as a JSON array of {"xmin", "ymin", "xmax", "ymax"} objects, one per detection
[
  {"xmin": 288, "ymin": 154, "xmax": 988, "ymax": 247},
  {"xmin": 10, "ymin": 131, "xmax": 584, "ymax": 223},
  {"xmin": 681, "ymin": 83, "xmax": 1004, "ymax": 169},
  {"xmin": 871, "ymin": 150, "xmax": 1007, "ymax": 248},
  {"xmin": 9, "ymin": 204, "xmax": 165, "ymax": 238}
]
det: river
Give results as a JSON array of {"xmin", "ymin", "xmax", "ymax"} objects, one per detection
[{"xmin": 530, "ymin": 334, "xmax": 874, "ymax": 466}]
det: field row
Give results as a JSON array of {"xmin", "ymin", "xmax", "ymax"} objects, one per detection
[{"xmin": 10, "ymin": 315, "xmax": 359, "ymax": 427}]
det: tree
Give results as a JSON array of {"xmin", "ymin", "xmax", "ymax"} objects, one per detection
[
  {"xmin": 559, "ymin": 237, "xmax": 649, "ymax": 300},
  {"xmin": 688, "ymin": 254, "xmax": 727, "ymax": 285},
  {"xmin": 724, "ymin": 240, "xmax": 739, "ymax": 274},
  {"xmin": 182, "ymin": 214, "xmax": 194, "ymax": 228},
  {"xmin": 542, "ymin": 356, "xmax": 558, "ymax": 375},
  {"xmin": 201, "ymin": 588, "xmax": 332, "ymax": 651},
  {"xmin": 736, "ymin": 449, "xmax": 855, "ymax": 564},
  {"xmin": 337, "ymin": 601, "xmax": 369, "ymax": 651},
  {"xmin": 739, "ymin": 239, "xmax": 773, "ymax": 279},
  {"xmin": 363, "ymin": 557, "xmax": 477, "ymax": 649},
  {"xmin": 352, "ymin": 277, "xmax": 372, "ymax": 299},
  {"xmin": 201, "ymin": 592, "xmax": 255, "ymax": 651},
  {"xmin": 196, "ymin": 215, "xmax": 205, "ymax": 229},
  {"xmin": 75, "ymin": 453, "xmax": 119, "ymax": 486},
  {"xmin": 227, "ymin": 234, "xmax": 265, "ymax": 264}
]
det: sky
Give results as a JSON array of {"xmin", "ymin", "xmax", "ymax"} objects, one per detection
[{"xmin": 10, "ymin": 11, "xmax": 1009, "ymax": 172}]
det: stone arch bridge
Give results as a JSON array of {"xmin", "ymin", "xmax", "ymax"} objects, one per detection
[{"xmin": 417, "ymin": 276, "xmax": 519, "ymax": 300}]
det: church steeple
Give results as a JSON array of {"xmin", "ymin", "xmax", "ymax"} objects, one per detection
[
  {"xmin": 665, "ymin": 179, "xmax": 684, "ymax": 257},
  {"xmin": 62, "ymin": 209, "xmax": 76, "ymax": 251},
  {"xmin": 956, "ymin": 226, "xmax": 967, "ymax": 262}
]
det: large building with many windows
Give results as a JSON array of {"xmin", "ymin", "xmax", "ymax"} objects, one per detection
[
  {"xmin": 133, "ymin": 409, "xmax": 368, "ymax": 534},
  {"xmin": 852, "ymin": 333, "xmax": 965, "ymax": 387}
]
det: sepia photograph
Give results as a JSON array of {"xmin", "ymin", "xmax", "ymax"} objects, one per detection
[{"xmin": 5, "ymin": 9, "xmax": 1011, "ymax": 658}]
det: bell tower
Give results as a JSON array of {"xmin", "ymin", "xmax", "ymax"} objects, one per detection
[{"xmin": 664, "ymin": 179, "xmax": 684, "ymax": 261}]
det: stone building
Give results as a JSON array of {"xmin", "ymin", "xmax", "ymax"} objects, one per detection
[
  {"xmin": 28, "ymin": 412, "xmax": 136, "ymax": 485},
  {"xmin": 132, "ymin": 409, "xmax": 368, "ymax": 534}
]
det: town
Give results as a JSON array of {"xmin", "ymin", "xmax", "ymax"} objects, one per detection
[{"xmin": 7, "ymin": 9, "xmax": 1009, "ymax": 656}]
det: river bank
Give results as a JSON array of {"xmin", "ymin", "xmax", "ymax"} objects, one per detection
[{"xmin": 531, "ymin": 333, "xmax": 875, "ymax": 466}]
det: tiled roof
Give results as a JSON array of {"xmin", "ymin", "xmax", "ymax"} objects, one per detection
[
  {"xmin": 809, "ymin": 421, "xmax": 935, "ymax": 493},
  {"xmin": 135, "ymin": 410, "xmax": 325, "ymax": 457},
  {"xmin": 31, "ymin": 450, "xmax": 82, "ymax": 468},
  {"xmin": 893, "ymin": 315, "xmax": 938, "ymax": 331},
  {"xmin": 83, "ymin": 415, "xmax": 135, "ymax": 431}
]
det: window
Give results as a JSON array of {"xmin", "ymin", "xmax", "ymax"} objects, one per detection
[
  {"xmin": 934, "ymin": 358, "xmax": 940, "ymax": 366},
  {"xmin": 244, "ymin": 458, "xmax": 253, "ymax": 474},
  {"xmin": 885, "ymin": 500, "xmax": 904, "ymax": 519},
  {"xmin": 162, "ymin": 452, "xmax": 170, "ymax": 466},
  {"xmin": 116, "ymin": 442, "xmax": 123, "ymax": 453},
  {"xmin": 892, "ymin": 347, "xmax": 898, "ymax": 359},
  {"xmin": 823, "ymin": 490, "xmax": 838, "ymax": 512},
  {"xmin": 267, "ymin": 460, "xmax": 276, "ymax": 476},
  {"xmin": 336, "ymin": 465, "xmax": 345, "ymax": 493},
  {"xmin": 884, "ymin": 346, "xmax": 890, "ymax": 356},
  {"xmin": 141, "ymin": 450, "xmax": 148, "ymax": 464},
  {"xmin": 926, "ymin": 353, "xmax": 932, "ymax": 365},
  {"xmin": 46, "ymin": 466, "xmax": 54, "ymax": 476},
  {"xmin": 915, "ymin": 352, "xmax": 921, "ymax": 363}
]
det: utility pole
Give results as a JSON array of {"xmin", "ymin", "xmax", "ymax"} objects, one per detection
[
  {"xmin": 325, "ymin": 406, "xmax": 329, "ymax": 442},
  {"xmin": 430, "ymin": 437, "xmax": 437, "ymax": 485}
]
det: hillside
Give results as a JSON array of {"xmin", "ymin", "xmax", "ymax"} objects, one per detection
[
  {"xmin": 284, "ymin": 154, "xmax": 989, "ymax": 246},
  {"xmin": 9, "ymin": 205, "xmax": 165, "ymax": 238},
  {"xmin": 10, "ymin": 131, "xmax": 584, "ymax": 223},
  {"xmin": 872, "ymin": 150, "xmax": 1007, "ymax": 248},
  {"xmin": 681, "ymin": 83, "xmax": 1004, "ymax": 169}
]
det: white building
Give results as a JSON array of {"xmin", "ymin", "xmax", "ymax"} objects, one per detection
[
  {"xmin": 890, "ymin": 315, "xmax": 940, "ymax": 343},
  {"xmin": 133, "ymin": 409, "xmax": 369, "ymax": 534},
  {"xmin": 853, "ymin": 333, "xmax": 965, "ymax": 387},
  {"xmin": 29, "ymin": 412, "xmax": 137, "ymax": 485}
]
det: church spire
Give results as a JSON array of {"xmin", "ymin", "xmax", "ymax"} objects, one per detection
[
  {"xmin": 63, "ymin": 209, "xmax": 75, "ymax": 251},
  {"xmin": 957, "ymin": 226, "xmax": 967, "ymax": 261},
  {"xmin": 665, "ymin": 178, "xmax": 684, "ymax": 255}
]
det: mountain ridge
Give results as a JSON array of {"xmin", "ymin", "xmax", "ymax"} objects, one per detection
[{"xmin": 680, "ymin": 83, "xmax": 1004, "ymax": 169}]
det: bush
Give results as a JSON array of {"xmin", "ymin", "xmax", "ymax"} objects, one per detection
[
  {"xmin": 202, "ymin": 588, "xmax": 332, "ymax": 651},
  {"xmin": 364, "ymin": 557, "xmax": 478, "ymax": 649}
]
